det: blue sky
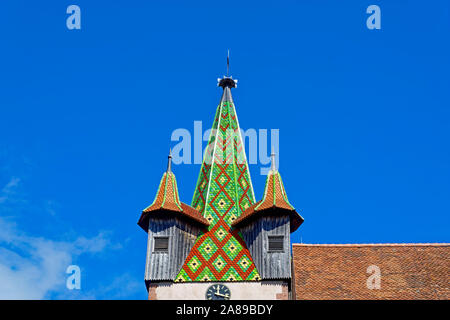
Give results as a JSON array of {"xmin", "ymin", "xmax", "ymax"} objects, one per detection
[{"xmin": 0, "ymin": 0, "xmax": 449, "ymax": 299}]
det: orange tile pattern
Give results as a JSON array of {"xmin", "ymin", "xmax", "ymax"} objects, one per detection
[
  {"xmin": 233, "ymin": 169, "xmax": 303, "ymax": 232},
  {"xmin": 138, "ymin": 171, "xmax": 209, "ymax": 230},
  {"xmin": 143, "ymin": 172, "xmax": 183, "ymax": 213}
]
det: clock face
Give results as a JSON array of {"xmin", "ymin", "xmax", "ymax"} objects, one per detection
[{"xmin": 205, "ymin": 284, "xmax": 231, "ymax": 300}]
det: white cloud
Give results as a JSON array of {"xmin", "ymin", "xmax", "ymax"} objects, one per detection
[
  {"xmin": 59, "ymin": 273, "xmax": 142, "ymax": 300},
  {"xmin": 0, "ymin": 177, "xmax": 141, "ymax": 300},
  {"xmin": 0, "ymin": 217, "xmax": 113, "ymax": 299},
  {"xmin": 0, "ymin": 177, "xmax": 21, "ymax": 204}
]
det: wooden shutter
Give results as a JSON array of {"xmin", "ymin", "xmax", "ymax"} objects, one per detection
[
  {"xmin": 153, "ymin": 236, "xmax": 169, "ymax": 252},
  {"xmin": 268, "ymin": 236, "xmax": 284, "ymax": 252}
]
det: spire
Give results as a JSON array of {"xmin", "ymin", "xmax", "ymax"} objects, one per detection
[
  {"xmin": 192, "ymin": 73, "xmax": 255, "ymax": 216},
  {"xmin": 175, "ymin": 72, "xmax": 260, "ymax": 282},
  {"xmin": 232, "ymin": 162, "xmax": 304, "ymax": 233}
]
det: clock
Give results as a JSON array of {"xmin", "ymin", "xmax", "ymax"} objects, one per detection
[{"xmin": 205, "ymin": 284, "xmax": 231, "ymax": 300}]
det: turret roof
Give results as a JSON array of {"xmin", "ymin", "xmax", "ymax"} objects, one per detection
[
  {"xmin": 138, "ymin": 154, "xmax": 209, "ymax": 232},
  {"xmin": 232, "ymin": 157, "xmax": 304, "ymax": 232}
]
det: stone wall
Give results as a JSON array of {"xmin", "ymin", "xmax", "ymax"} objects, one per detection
[{"xmin": 148, "ymin": 281, "xmax": 289, "ymax": 300}]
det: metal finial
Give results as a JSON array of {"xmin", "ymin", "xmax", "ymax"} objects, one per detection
[
  {"xmin": 218, "ymin": 51, "xmax": 237, "ymax": 88},
  {"xmin": 167, "ymin": 149, "xmax": 172, "ymax": 173},
  {"xmin": 270, "ymin": 151, "xmax": 276, "ymax": 172}
]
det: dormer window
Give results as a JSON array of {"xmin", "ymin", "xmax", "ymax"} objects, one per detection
[
  {"xmin": 268, "ymin": 236, "xmax": 284, "ymax": 252},
  {"xmin": 153, "ymin": 236, "xmax": 169, "ymax": 253}
]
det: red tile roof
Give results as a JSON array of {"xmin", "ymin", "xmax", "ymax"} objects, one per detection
[
  {"xmin": 292, "ymin": 243, "xmax": 450, "ymax": 300},
  {"xmin": 232, "ymin": 170, "xmax": 303, "ymax": 232}
]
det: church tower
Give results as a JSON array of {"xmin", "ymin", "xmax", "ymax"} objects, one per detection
[{"xmin": 138, "ymin": 70, "xmax": 303, "ymax": 300}]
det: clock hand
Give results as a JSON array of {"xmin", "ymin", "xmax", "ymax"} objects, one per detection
[{"xmin": 215, "ymin": 286, "xmax": 220, "ymax": 295}]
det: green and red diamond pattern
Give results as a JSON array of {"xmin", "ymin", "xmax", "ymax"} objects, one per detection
[{"xmin": 176, "ymin": 101, "xmax": 260, "ymax": 282}]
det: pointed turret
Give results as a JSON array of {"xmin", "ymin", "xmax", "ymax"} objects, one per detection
[
  {"xmin": 138, "ymin": 152, "xmax": 209, "ymax": 232},
  {"xmin": 233, "ymin": 154, "xmax": 304, "ymax": 232}
]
